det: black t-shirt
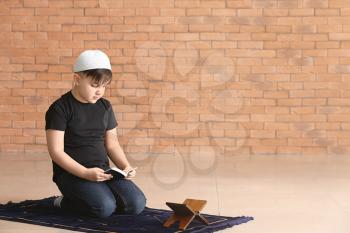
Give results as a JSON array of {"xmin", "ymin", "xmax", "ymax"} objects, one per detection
[{"xmin": 45, "ymin": 90, "xmax": 118, "ymax": 182}]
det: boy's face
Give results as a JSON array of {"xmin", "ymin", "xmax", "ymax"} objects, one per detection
[{"xmin": 72, "ymin": 73, "xmax": 110, "ymax": 104}]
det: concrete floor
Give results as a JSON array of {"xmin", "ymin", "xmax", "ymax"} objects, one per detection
[{"xmin": 0, "ymin": 151, "xmax": 349, "ymax": 233}]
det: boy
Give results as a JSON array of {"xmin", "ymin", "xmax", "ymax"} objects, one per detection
[{"xmin": 45, "ymin": 50, "xmax": 146, "ymax": 218}]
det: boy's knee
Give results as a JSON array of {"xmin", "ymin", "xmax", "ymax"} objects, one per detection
[
  {"xmin": 124, "ymin": 194, "xmax": 146, "ymax": 215},
  {"xmin": 90, "ymin": 199, "xmax": 116, "ymax": 218}
]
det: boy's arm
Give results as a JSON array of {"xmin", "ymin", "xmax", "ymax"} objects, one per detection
[
  {"xmin": 105, "ymin": 127, "xmax": 131, "ymax": 170},
  {"xmin": 46, "ymin": 129, "xmax": 112, "ymax": 182}
]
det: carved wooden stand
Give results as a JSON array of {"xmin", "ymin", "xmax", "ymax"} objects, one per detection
[{"xmin": 163, "ymin": 199, "xmax": 209, "ymax": 230}]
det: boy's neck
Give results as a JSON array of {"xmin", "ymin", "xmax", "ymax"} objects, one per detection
[{"xmin": 71, "ymin": 88, "xmax": 88, "ymax": 103}]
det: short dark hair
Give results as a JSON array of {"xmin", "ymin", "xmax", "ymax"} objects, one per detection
[{"xmin": 76, "ymin": 69, "xmax": 112, "ymax": 85}]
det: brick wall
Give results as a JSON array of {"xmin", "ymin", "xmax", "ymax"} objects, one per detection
[{"xmin": 0, "ymin": 0, "xmax": 349, "ymax": 155}]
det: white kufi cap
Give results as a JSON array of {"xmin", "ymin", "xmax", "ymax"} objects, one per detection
[{"xmin": 74, "ymin": 50, "xmax": 112, "ymax": 72}]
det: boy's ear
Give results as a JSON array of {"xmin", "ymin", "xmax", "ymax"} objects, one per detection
[{"xmin": 73, "ymin": 73, "xmax": 81, "ymax": 86}]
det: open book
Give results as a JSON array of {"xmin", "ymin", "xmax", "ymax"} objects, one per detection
[{"xmin": 104, "ymin": 167, "xmax": 127, "ymax": 179}]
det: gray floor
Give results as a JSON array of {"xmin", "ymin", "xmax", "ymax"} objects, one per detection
[{"xmin": 0, "ymin": 152, "xmax": 349, "ymax": 233}]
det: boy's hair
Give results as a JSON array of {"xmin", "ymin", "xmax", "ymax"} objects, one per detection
[{"xmin": 76, "ymin": 69, "xmax": 112, "ymax": 85}]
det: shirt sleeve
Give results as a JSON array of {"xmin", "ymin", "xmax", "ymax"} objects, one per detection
[
  {"xmin": 45, "ymin": 103, "xmax": 68, "ymax": 131},
  {"xmin": 107, "ymin": 104, "xmax": 118, "ymax": 130}
]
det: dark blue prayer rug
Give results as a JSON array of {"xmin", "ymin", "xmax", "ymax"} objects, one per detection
[{"xmin": 0, "ymin": 197, "xmax": 253, "ymax": 233}]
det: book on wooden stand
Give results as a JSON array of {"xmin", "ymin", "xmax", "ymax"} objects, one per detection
[{"xmin": 163, "ymin": 199, "xmax": 209, "ymax": 230}]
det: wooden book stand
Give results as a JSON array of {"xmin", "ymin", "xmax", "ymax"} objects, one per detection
[{"xmin": 163, "ymin": 199, "xmax": 209, "ymax": 230}]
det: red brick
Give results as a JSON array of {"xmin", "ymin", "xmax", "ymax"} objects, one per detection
[
  {"xmin": 317, "ymin": 9, "xmax": 340, "ymax": 16},
  {"xmin": 0, "ymin": 128, "xmax": 22, "ymax": 136},
  {"xmin": 189, "ymin": 25, "xmax": 214, "ymax": 32},
  {"xmin": 252, "ymin": 146, "xmax": 276, "ymax": 154},
  {"xmin": 175, "ymin": 33, "xmax": 199, "ymax": 41},
  {"xmin": 73, "ymin": 33, "xmax": 97, "ymax": 41},
  {"xmin": 187, "ymin": 8, "xmax": 211, "ymax": 16},
  {"xmin": 0, "ymin": 136, "xmax": 10, "ymax": 143},
  {"xmin": 111, "ymin": 25, "xmax": 137, "ymax": 33},
  {"xmin": 74, "ymin": 17, "xmax": 99, "ymax": 24},
  {"xmin": 278, "ymin": 146, "xmax": 302, "ymax": 154},
  {"xmin": 48, "ymin": 32, "xmax": 72, "ymax": 41},
  {"xmin": 49, "ymin": 0, "xmax": 73, "ymax": 8},
  {"xmin": 37, "ymin": 89, "xmax": 62, "ymax": 96},
  {"xmin": 303, "ymin": 34, "xmax": 328, "ymax": 41},
  {"xmin": 329, "ymin": 0, "xmax": 350, "ymax": 8},
  {"xmin": 35, "ymin": 8, "xmax": 59, "ymax": 16},
  {"xmin": 100, "ymin": 17, "xmax": 124, "ymax": 25},
  {"xmin": 261, "ymin": 139, "xmax": 287, "ymax": 146},
  {"xmin": 293, "ymin": 25, "xmax": 317, "ymax": 33},
  {"xmin": 150, "ymin": 17, "xmax": 174, "ymax": 24},
  {"xmin": 49, "ymin": 16, "xmax": 74, "ymax": 24},
  {"xmin": 316, "ymin": 41, "xmax": 340, "ymax": 49},
  {"xmin": 341, "ymin": 8, "xmax": 350, "ymax": 16},
  {"xmin": 266, "ymin": 25, "xmax": 291, "ymax": 33},
  {"xmin": 24, "ymin": 144, "xmax": 47, "ymax": 152},
  {"xmin": 175, "ymin": 0, "xmax": 200, "ymax": 7},
  {"xmin": 123, "ymin": 32, "xmax": 148, "ymax": 40},
  {"xmin": 136, "ymin": 8, "xmax": 160, "ymax": 16},
  {"xmin": 211, "ymin": 41, "xmax": 236, "ymax": 49},
  {"xmin": 212, "ymin": 9, "xmax": 236, "ymax": 16},
  {"xmin": 149, "ymin": 33, "xmax": 174, "ymax": 41},
  {"xmin": 264, "ymin": 9, "xmax": 288, "ymax": 17},
  {"xmin": 304, "ymin": 0, "xmax": 328, "ymax": 8},
  {"xmin": 238, "ymin": 9, "xmax": 262, "ymax": 17},
  {"xmin": 123, "ymin": 0, "xmax": 149, "ymax": 8},
  {"xmin": 85, "ymin": 9, "xmax": 108, "ymax": 16},
  {"xmin": 85, "ymin": 41, "xmax": 109, "ymax": 49},
  {"xmin": 23, "ymin": 0, "xmax": 48, "ymax": 7},
  {"xmin": 110, "ymin": 41, "xmax": 134, "ymax": 49},
  {"xmin": 160, "ymin": 8, "xmax": 185, "ymax": 16},
  {"xmin": 23, "ymin": 112, "xmax": 46, "ymax": 121},
  {"xmin": 10, "ymin": 57, "xmax": 34, "ymax": 64},
  {"xmin": 138, "ymin": 25, "xmax": 162, "ymax": 32},
  {"xmin": 12, "ymin": 136, "xmax": 36, "ymax": 144},
  {"xmin": 226, "ymin": 0, "xmax": 252, "ymax": 8},
  {"xmin": 23, "ymin": 64, "xmax": 48, "ymax": 72},
  {"xmin": 290, "ymin": 90, "xmax": 315, "ymax": 98},
  {"xmin": 73, "ymin": 0, "xmax": 98, "ymax": 8},
  {"xmin": 149, "ymin": 0, "xmax": 173, "ymax": 7},
  {"xmin": 11, "ymin": 8, "xmax": 35, "ymax": 16},
  {"xmin": 303, "ymin": 17, "xmax": 328, "ymax": 25},
  {"xmin": 252, "ymin": 33, "xmax": 276, "ymax": 41},
  {"xmin": 86, "ymin": 25, "xmax": 111, "ymax": 33},
  {"xmin": 278, "ymin": 0, "xmax": 298, "ymax": 8},
  {"xmin": 251, "ymin": 130, "xmax": 275, "ymax": 138},
  {"xmin": 38, "ymin": 23, "xmax": 62, "ymax": 32},
  {"xmin": 98, "ymin": 0, "xmax": 123, "ymax": 8},
  {"xmin": 0, "ymin": 24, "xmax": 11, "ymax": 32},
  {"xmin": 13, "ymin": 23, "xmax": 37, "ymax": 32},
  {"xmin": 108, "ymin": 8, "xmax": 135, "ymax": 16},
  {"xmin": 24, "ymin": 96, "xmax": 47, "ymax": 105},
  {"xmin": 23, "ymin": 81, "xmax": 48, "ymax": 88},
  {"xmin": 12, "ymin": 121, "xmax": 36, "ymax": 128},
  {"xmin": 200, "ymin": 1, "xmax": 225, "ymax": 8},
  {"xmin": 215, "ymin": 25, "xmax": 239, "ymax": 33},
  {"xmin": 60, "ymin": 8, "xmax": 84, "ymax": 16},
  {"xmin": 277, "ymin": 17, "xmax": 302, "ymax": 25},
  {"xmin": 48, "ymin": 81, "xmax": 72, "ymax": 89},
  {"xmin": 301, "ymin": 114, "xmax": 327, "ymax": 122},
  {"xmin": 200, "ymin": 32, "xmax": 225, "ymax": 40},
  {"xmin": 177, "ymin": 16, "xmax": 213, "ymax": 25}
]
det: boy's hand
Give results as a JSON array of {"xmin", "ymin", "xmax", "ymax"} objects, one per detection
[
  {"xmin": 84, "ymin": 167, "xmax": 113, "ymax": 182},
  {"xmin": 123, "ymin": 166, "xmax": 137, "ymax": 179}
]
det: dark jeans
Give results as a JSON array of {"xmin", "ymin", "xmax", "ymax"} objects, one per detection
[{"xmin": 55, "ymin": 172, "xmax": 146, "ymax": 218}]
